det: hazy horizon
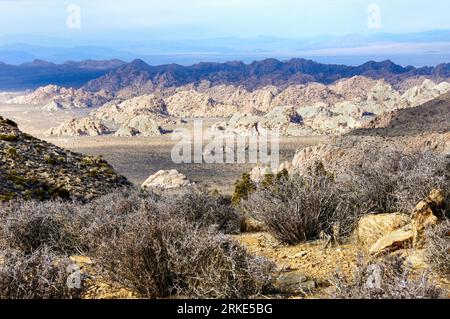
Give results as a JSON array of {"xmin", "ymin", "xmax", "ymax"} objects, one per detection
[{"xmin": 0, "ymin": 0, "xmax": 450, "ymax": 66}]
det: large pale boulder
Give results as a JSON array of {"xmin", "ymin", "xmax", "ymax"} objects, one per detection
[
  {"xmin": 357, "ymin": 213, "xmax": 410, "ymax": 247},
  {"xmin": 141, "ymin": 169, "xmax": 192, "ymax": 189}
]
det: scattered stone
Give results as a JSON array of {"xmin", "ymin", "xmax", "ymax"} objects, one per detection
[
  {"xmin": 273, "ymin": 271, "xmax": 316, "ymax": 294},
  {"xmin": 241, "ymin": 216, "xmax": 265, "ymax": 233}
]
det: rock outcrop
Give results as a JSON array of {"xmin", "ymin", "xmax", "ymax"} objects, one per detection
[
  {"xmin": 46, "ymin": 118, "xmax": 111, "ymax": 137},
  {"xmin": 0, "ymin": 116, "xmax": 130, "ymax": 202},
  {"xmin": 41, "ymin": 76, "xmax": 450, "ymax": 137},
  {"xmin": 7, "ymin": 85, "xmax": 111, "ymax": 110},
  {"xmin": 141, "ymin": 170, "xmax": 192, "ymax": 189},
  {"xmin": 210, "ymin": 106, "xmax": 310, "ymax": 136},
  {"xmin": 92, "ymin": 94, "xmax": 174, "ymax": 126},
  {"xmin": 357, "ymin": 213, "xmax": 411, "ymax": 247},
  {"xmin": 115, "ymin": 115, "xmax": 163, "ymax": 137},
  {"xmin": 368, "ymin": 225, "xmax": 414, "ymax": 256},
  {"xmin": 355, "ymin": 190, "xmax": 447, "ymax": 256}
]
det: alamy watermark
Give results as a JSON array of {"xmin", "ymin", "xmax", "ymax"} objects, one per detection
[
  {"xmin": 66, "ymin": 4, "xmax": 81, "ymax": 29},
  {"xmin": 170, "ymin": 120, "xmax": 280, "ymax": 169},
  {"xmin": 367, "ymin": 4, "xmax": 382, "ymax": 30}
]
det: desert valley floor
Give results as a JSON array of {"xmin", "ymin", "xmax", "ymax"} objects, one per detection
[{"xmin": 0, "ymin": 100, "xmax": 325, "ymax": 194}]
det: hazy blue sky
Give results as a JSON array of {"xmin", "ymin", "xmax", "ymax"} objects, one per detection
[{"xmin": 1, "ymin": 0, "xmax": 450, "ymax": 41}]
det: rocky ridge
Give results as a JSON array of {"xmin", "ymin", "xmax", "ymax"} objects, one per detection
[
  {"xmin": 25, "ymin": 77, "xmax": 450, "ymax": 137},
  {"xmin": 7, "ymin": 85, "xmax": 111, "ymax": 110},
  {"xmin": 0, "ymin": 116, "xmax": 130, "ymax": 201}
]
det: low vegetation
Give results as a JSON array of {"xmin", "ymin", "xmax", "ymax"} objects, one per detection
[
  {"xmin": 242, "ymin": 171, "xmax": 358, "ymax": 245},
  {"xmin": 425, "ymin": 219, "xmax": 450, "ymax": 275},
  {"xmin": 0, "ymin": 247, "xmax": 83, "ymax": 299},
  {"xmin": 349, "ymin": 150, "xmax": 449, "ymax": 214},
  {"xmin": 331, "ymin": 255, "xmax": 444, "ymax": 299},
  {"xmin": 96, "ymin": 212, "xmax": 273, "ymax": 298},
  {"xmin": 242, "ymin": 151, "xmax": 449, "ymax": 245},
  {"xmin": 0, "ymin": 188, "xmax": 274, "ymax": 299}
]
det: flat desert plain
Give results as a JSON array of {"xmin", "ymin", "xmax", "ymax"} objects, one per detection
[{"xmin": 0, "ymin": 101, "xmax": 325, "ymax": 194}]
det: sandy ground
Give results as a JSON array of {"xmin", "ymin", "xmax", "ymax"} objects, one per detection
[{"xmin": 0, "ymin": 103, "xmax": 326, "ymax": 193}]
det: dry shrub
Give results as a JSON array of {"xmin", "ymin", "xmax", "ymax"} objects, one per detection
[
  {"xmin": 0, "ymin": 190, "xmax": 270, "ymax": 299},
  {"xmin": 349, "ymin": 151, "xmax": 449, "ymax": 214},
  {"xmin": 0, "ymin": 201, "xmax": 86, "ymax": 254},
  {"xmin": 161, "ymin": 187, "xmax": 242, "ymax": 234},
  {"xmin": 242, "ymin": 151, "xmax": 449, "ymax": 245},
  {"xmin": 96, "ymin": 210, "xmax": 274, "ymax": 299},
  {"xmin": 425, "ymin": 219, "xmax": 450, "ymax": 275},
  {"xmin": 331, "ymin": 255, "xmax": 444, "ymax": 299},
  {"xmin": 242, "ymin": 173, "xmax": 359, "ymax": 245},
  {"xmin": 0, "ymin": 247, "xmax": 83, "ymax": 299}
]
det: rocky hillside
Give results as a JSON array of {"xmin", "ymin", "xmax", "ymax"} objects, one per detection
[
  {"xmin": 353, "ymin": 92, "xmax": 450, "ymax": 136},
  {"xmin": 46, "ymin": 118, "xmax": 111, "ymax": 137},
  {"xmin": 207, "ymin": 78, "xmax": 450, "ymax": 136},
  {"xmin": 250, "ymin": 93, "xmax": 450, "ymax": 180},
  {"xmin": 0, "ymin": 116, "xmax": 130, "ymax": 201}
]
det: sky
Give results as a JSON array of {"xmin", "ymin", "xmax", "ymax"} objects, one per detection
[{"xmin": 1, "ymin": 0, "xmax": 450, "ymax": 42}]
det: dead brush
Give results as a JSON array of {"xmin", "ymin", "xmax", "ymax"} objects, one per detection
[
  {"xmin": 330, "ymin": 255, "xmax": 445, "ymax": 299},
  {"xmin": 242, "ymin": 172, "xmax": 359, "ymax": 245},
  {"xmin": 424, "ymin": 219, "xmax": 450, "ymax": 276},
  {"xmin": 0, "ymin": 247, "xmax": 84, "ymax": 299},
  {"xmin": 348, "ymin": 150, "xmax": 450, "ymax": 214},
  {"xmin": 160, "ymin": 187, "xmax": 242, "ymax": 234},
  {"xmin": 95, "ymin": 210, "xmax": 274, "ymax": 299}
]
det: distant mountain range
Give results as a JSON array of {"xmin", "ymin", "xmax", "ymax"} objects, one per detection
[
  {"xmin": 83, "ymin": 58, "xmax": 450, "ymax": 92},
  {"xmin": 1, "ymin": 30, "xmax": 450, "ymax": 66},
  {"xmin": 1, "ymin": 57, "xmax": 449, "ymax": 91},
  {"xmin": 0, "ymin": 59, "xmax": 125, "ymax": 90}
]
